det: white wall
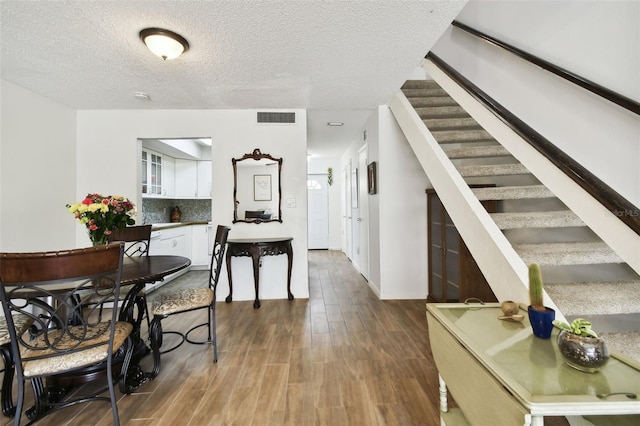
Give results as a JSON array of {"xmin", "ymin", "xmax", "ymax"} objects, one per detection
[
  {"xmin": 0, "ymin": 80, "xmax": 77, "ymax": 252},
  {"xmin": 307, "ymin": 156, "xmax": 342, "ymax": 250},
  {"xmin": 342, "ymin": 106, "xmax": 429, "ymax": 299},
  {"xmin": 432, "ymin": 0, "xmax": 640, "ymax": 206},
  {"xmin": 377, "ymin": 106, "xmax": 429, "ymax": 299},
  {"xmin": 73, "ymin": 109, "xmax": 309, "ymax": 302}
]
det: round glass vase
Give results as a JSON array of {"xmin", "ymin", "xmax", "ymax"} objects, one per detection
[{"xmin": 557, "ymin": 329, "xmax": 610, "ymax": 373}]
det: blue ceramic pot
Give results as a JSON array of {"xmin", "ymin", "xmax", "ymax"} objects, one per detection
[{"xmin": 528, "ymin": 306, "xmax": 555, "ymax": 339}]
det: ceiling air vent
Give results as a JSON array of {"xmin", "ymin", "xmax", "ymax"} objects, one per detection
[{"xmin": 257, "ymin": 112, "xmax": 296, "ymax": 124}]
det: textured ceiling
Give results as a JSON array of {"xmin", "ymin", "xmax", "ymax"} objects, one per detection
[{"xmin": 0, "ymin": 0, "xmax": 466, "ymax": 157}]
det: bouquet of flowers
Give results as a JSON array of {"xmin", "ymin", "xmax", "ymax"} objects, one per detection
[{"xmin": 67, "ymin": 194, "xmax": 136, "ymax": 246}]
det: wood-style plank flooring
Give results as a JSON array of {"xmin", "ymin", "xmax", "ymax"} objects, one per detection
[{"xmin": 4, "ymin": 250, "xmax": 569, "ymax": 425}]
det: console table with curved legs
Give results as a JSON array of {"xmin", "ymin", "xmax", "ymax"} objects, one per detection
[{"xmin": 225, "ymin": 237, "xmax": 294, "ymax": 308}]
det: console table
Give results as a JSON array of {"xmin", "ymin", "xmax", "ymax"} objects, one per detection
[
  {"xmin": 225, "ymin": 237, "xmax": 294, "ymax": 308},
  {"xmin": 426, "ymin": 303, "xmax": 640, "ymax": 426}
]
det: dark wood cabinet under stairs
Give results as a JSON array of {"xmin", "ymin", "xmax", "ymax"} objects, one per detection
[{"xmin": 427, "ymin": 188, "xmax": 497, "ymax": 303}]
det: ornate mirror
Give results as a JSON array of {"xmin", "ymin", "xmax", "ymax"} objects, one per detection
[{"xmin": 232, "ymin": 149, "xmax": 282, "ymax": 224}]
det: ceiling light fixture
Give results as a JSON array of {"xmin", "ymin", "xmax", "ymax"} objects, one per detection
[
  {"xmin": 139, "ymin": 28, "xmax": 189, "ymax": 60},
  {"xmin": 327, "ymin": 122, "xmax": 344, "ymax": 126}
]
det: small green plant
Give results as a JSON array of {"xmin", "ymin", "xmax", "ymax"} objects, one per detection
[
  {"xmin": 528, "ymin": 263, "xmax": 546, "ymax": 312},
  {"xmin": 553, "ymin": 318, "xmax": 598, "ymax": 338},
  {"xmin": 327, "ymin": 167, "xmax": 333, "ymax": 186}
]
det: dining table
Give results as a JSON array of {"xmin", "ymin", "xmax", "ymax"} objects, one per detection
[{"xmin": 8, "ymin": 254, "xmax": 192, "ymax": 420}]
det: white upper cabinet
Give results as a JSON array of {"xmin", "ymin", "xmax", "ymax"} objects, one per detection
[
  {"xmin": 197, "ymin": 161, "xmax": 212, "ymax": 199},
  {"xmin": 174, "ymin": 159, "xmax": 198, "ymax": 198},
  {"xmin": 141, "ymin": 138, "xmax": 211, "ymax": 199}
]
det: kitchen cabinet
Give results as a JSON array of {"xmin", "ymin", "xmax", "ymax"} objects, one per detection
[
  {"xmin": 197, "ymin": 161, "xmax": 212, "ymax": 198},
  {"xmin": 427, "ymin": 188, "xmax": 497, "ymax": 303},
  {"xmin": 174, "ymin": 159, "xmax": 198, "ymax": 198},
  {"xmin": 148, "ymin": 226, "xmax": 192, "ymax": 291},
  {"xmin": 190, "ymin": 224, "xmax": 211, "ymax": 268},
  {"xmin": 174, "ymin": 159, "xmax": 212, "ymax": 199}
]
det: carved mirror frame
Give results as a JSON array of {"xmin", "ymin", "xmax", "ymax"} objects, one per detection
[{"xmin": 232, "ymin": 149, "xmax": 283, "ymax": 224}]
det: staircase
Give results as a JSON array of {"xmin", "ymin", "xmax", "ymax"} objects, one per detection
[{"xmin": 400, "ymin": 79, "xmax": 640, "ymax": 362}]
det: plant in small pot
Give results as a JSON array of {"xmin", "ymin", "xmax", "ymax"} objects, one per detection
[
  {"xmin": 527, "ymin": 263, "xmax": 555, "ymax": 339},
  {"xmin": 553, "ymin": 318, "xmax": 610, "ymax": 373}
]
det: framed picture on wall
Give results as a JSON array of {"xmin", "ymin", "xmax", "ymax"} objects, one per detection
[
  {"xmin": 351, "ymin": 168, "xmax": 358, "ymax": 208},
  {"xmin": 254, "ymin": 174, "xmax": 272, "ymax": 201},
  {"xmin": 367, "ymin": 161, "xmax": 377, "ymax": 195}
]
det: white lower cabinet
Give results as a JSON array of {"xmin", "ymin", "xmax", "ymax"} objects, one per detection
[
  {"xmin": 148, "ymin": 226, "xmax": 192, "ymax": 292},
  {"xmin": 190, "ymin": 224, "xmax": 211, "ymax": 269}
]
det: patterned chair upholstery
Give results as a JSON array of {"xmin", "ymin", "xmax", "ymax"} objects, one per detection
[
  {"xmin": 148, "ymin": 225, "xmax": 230, "ymax": 378},
  {"xmin": 0, "ymin": 243, "xmax": 133, "ymax": 426},
  {"xmin": 0, "ymin": 314, "xmax": 34, "ymax": 417}
]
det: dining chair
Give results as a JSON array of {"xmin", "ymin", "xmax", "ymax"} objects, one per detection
[
  {"xmin": 148, "ymin": 225, "xmax": 230, "ymax": 378},
  {"xmin": 107, "ymin": 224, "xmax": 153, "ymax": 330},
  {"xmin": 0, "ymin": 243, "xmax": 133, "ymax": 426},
  {"xmin": 0, "ymin": 314, "xmax": 34, "ymax": 417}
]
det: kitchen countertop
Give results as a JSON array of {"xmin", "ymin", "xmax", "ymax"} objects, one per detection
[{"xmin": 150, "ymin": 221, "xmax": 210, "ymax": 230}]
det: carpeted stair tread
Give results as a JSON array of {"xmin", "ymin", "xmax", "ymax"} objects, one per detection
[
  {"xmin": 599, "ymin": 330, "xmax": 640, "ymax": 362},
  {"xmin": 445, "ymin": 145, "xmax": 510, "ymax": 159},
  {"xmin": 514, "ymin": 242, "xmax": 624, "ymax": 265},
  {"xmin": 546, "ymin": 281, "xmax": 640, "ymax": 316},
  {"xmin": 471, "ymin": 185, "xmax": 555, "ymax": 200},
  {"xmin": 407, "ymin": 97, "xmax": 459, "ymax": 108},
  {"xmin": 490, "ymin": 210, "xmax": 584, "ymax": 229},
  {"xmin": 412, "ymin": 105, "xmax": 469, "ymax": 118},
  {"xmin": 402, "ymin": 88, "xmax": 449, "ymax": 98},
  {"xmin": 402, "ymin": 80, "xmax": 441, "ymax": 89},
  {"xmin": 432, "ymin": 129, "xmax": 494, "ymax": 143},
  {"xmin": 423, "ymin": 117, "xmax": 481, "ymax": 131},
  {"xmin": 458, "ymin": 163, "xmax": 529, "ymax": 177}
]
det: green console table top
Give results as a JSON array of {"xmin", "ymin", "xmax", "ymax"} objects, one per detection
[{"xmin": 427, "ymin": 303, "xmax": 640, "ymax": 418}]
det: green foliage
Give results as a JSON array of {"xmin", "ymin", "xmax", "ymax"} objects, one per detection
[
  {"xmin": 553, "ymin": 318, "xmax": 599, "ymax": 338},
  {"xmin": 528, "ymin": 263, "xmax": 545, "ymax": 311}
]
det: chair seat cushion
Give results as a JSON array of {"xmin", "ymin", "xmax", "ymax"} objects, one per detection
[
  {"xmin": 21, "ymin": 321, "xmax": 133, "ymax": 377},
  {"xmin": 0, "ymin": 314, "xmax": 34, "ymax": 346},
  {"xmin": 152, "ymin": 288, "xmax": 213, "ymax": 316}
]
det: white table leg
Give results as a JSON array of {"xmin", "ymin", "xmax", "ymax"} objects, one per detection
[
  {"xmin": 438, "ymin": 374, "xmax": 448, "ymax": 413},
  {"xmin": 524, "ymin": 414, "xmax": 544, "ymax": 426}
]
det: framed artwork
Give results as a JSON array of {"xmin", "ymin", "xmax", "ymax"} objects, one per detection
[
  {"xmin": 253, "ymin": 174, "xmax": 272, "ymax": 201},
  {"xmin": 351, "ymin": 168, "xmax": 358, "ymax": 208},
  {"xmin": 367, "ymin": 161, "xmax": 377, "ymax": 195}
]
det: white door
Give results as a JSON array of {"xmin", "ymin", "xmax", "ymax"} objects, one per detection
[
  {"xmin": 343, "ymin": 164, "xmax": 351, "ymax": 259},
  {"xmin": 351, "ymin": 164, "xmax": 360, "ymax": 271},
  {"xmin": 307, "ymin": 174, "xmax": 329, "ymax": 249},
  {"xmin": 357, "ymin": 146, "xmax": 369, "ymax": 280}
]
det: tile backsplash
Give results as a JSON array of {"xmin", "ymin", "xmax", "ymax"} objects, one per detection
[{"xmin": 141, "ymin": 198, "xmax": 212, "ymax": 224}]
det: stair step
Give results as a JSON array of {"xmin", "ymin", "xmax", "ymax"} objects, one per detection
[
  {"xmin": 514, "ymin": 242, "xmax": 624, "ymax": 265},
  {"xmin": 471, "ymin": 185, "xmax": 555, "ymax": 200},
  {"xmin": 598, "ymin": 330, "xmax": 640, "ymax": 362},
  {"xmin": 424, "ymin": 117, "xmax": 481, "ymax": 131},
  {"xmin": 458, "ymin": 163, "xmax": 529, "ymax": 177},
  {"xmin": 445, "ymin": 145, "xmax": 510, "ymax": 159},
  {"xmin": 401, "ymin": 80, "xmax": 441, "ymax": 90},
  {"xmin": 547, "ymin": 281, "xmax": 640, "ymax": 316},
  {"xmin": 412, "ymin": 105, "xmax": 469, "ymax": 119},
  {"xmin": 408, "ymin": 96, "xmax": 459, "ymax": 108},
  {"xmin": 490, "ymin": 210, "xmax": 584, "ymax": 229},
  {"xmin": 432, "ymin": 129, "xmax": 494, "ymax": 143},
  {"xmin": 402, "ymin": 88, "xmax": 448, "ymax": 98}
]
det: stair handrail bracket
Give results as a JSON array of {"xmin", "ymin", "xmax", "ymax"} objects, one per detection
[
  {"xmin": 389, "ymin": 91, "xmax": 559, "ymax": 311},
  {"xmin": 422, "ymin": 59, "xmax": 640, "ymax": 275}
]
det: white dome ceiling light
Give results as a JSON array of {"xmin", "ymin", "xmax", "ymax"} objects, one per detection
[{"xmin": 139, "ymin": 28, "xmax": 189, "ymax": 60}]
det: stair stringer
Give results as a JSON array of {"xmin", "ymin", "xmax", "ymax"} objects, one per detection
[
  {"xmin": 389, "ymin": 91, "xmax": 561, "ymax": 314},
  {"xmin": 423, "ymin": 60, "xmax": 640, "ymax": 276}
]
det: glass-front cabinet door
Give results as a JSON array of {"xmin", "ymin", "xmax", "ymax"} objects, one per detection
[{"xmin": 142, "ymin": 149, "xmax": 163, "ymax": 196}]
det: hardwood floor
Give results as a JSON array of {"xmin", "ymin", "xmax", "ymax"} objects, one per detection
[{"xmin": 4, "ymin": 250, "xmax": 569, "ymax": 425}]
